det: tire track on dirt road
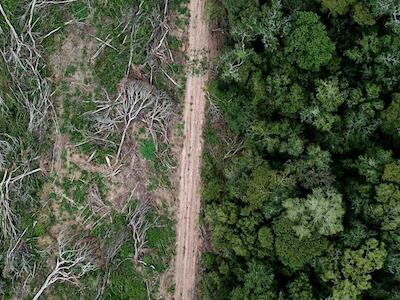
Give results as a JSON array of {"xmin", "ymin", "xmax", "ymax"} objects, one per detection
[{"xmin": 174, "ymin": 0, "xmax": 211, "ymax": 298}]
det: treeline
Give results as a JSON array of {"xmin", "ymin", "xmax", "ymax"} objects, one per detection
[{"xmin": 201, "ymin": 1, "xmax": 400, "ymax": 299}]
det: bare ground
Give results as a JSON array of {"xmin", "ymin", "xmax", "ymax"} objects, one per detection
[{"xmin": 174, "ymin": 0, "xmax": 211, "ymax": 298}]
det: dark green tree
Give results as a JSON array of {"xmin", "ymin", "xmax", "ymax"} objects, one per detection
[{"xmin": 273, "ymin": 217, "xmax": 328, "ymax": 270}]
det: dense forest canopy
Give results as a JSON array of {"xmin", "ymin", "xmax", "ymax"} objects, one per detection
[{"xmin": 201, "ymin": 0, "xmax": 400, "ymax": 299}]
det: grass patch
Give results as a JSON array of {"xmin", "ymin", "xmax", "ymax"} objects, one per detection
[{"xmin": 140, "ymin": 139, "xmax": 157, "ymax": 162}]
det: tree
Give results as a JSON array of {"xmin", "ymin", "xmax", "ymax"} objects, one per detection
[
  {"xmin": 273, "ymin": 217, "xmax": 328, "ymax": 271},
  {"xmin": 382, "ymin": 160, "xmax": 400, "ymax": 184},
  {"xmin": 200, "ymin": 271, "xmax": 230, "ymax": 300},
  {"xmin": 318, "ymin": 239, "xmax": 386, "ymax": 300},
  {"xmin": 369, "ymin": 0, "xmax": 400, "ymax": 34},
  {"xmin": 284, "ymin": 11, "xmax": 335, "ymax": 70},
  {"xmin": 322, "ymin": 0, "xmax": 356, "ymax": 15},
  {"xmin": 353, "ymin": 3, "xmax": 376, "ymax": 26},
  {"xmin": 208, "ymin": 81, "xmax": 256, "ymax": 133},
  {"xmin": 300, "ymin": 79, "xmax": 345, "ymax": 131},
  {"xmin": 285, "ymin": 145, "xmax": 334, "ymax": 189},
  {"xmin": 340, "ymin": 221, "xmax": 372, "ymax": 248},
  {"xmin": 345, "ymin": 34, "xmax": 400, "ymax": 90},
  {"xmin": 225, "ymin": 0, "xmax": 288, "ymax": 52},
  {"xmin": 373, "ymin": 184, "xmax": 400, "ymax": 231},
  {"xmin": 222, "ymin": 0, "xmax": 259, "ymax": 24},
  {"xmin": 217, "ymin": 47, "xmax": 253, "ymax": 82},
  {"xmin": 258, "ymin": 226, "xmax": 274, "ymax": 253},
  {"xmin": 242, "ymin": 0, "xmax": 288, "ymax": 51},
  {"xmin": 245, "ymin": 163, "xmax": 296, "ymax": 218},
  {"xmin": 344, "ymin": 181, "xmax": 374, "ymax": 219},
  {"xmin": 283, "ymin": 187, "xmax": 345, "ymax": 239},
  {"xmin": 204, "ymin": 160, "xmax": 296, "ymax": 258},
  {"xmin": 381, "ymin": 94, "xmax": 400, "ymax": 143},
  {"xmin": 354, "ymin": 147, "xmax": 392, "ymax": 184},
  {"xmin": 386, "ymin": 253, "xmax": 400, "ymax": 282},
  {"xmin": 230, "ymin": 261, "xmax": 277, "ymax": 300},
  {"xmin": 287, "ymin": 273, "xmax": 315, "ymax": 300},
  {"xmin": 248, "ymin": 120, "xmax": 305, "ymax": 157},
  {"xmin": 368, "ymin": 160, "xmax": 400, "ymax": 231},
  {"xmin": 256, "ymin": 72, "xmax": 307, "ymax": 117}
]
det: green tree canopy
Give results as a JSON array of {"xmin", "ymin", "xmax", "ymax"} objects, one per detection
[{"xmin": 284, "ymin": 11, "xmax": 335, "ymax": 70}]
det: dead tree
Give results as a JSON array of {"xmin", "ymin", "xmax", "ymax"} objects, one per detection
[
  {"xmin": 0, "ymin": 139, "xmax": 12, "ymax": 173},
  {"xmin": 127, "ymin": 199, "xmax": 153, "ymax": 265},
  {"xmin": 76, "ymin": 184, "xmax": 113, "ymax": 229},
  {"xmin": 0, "ymin": 2, "xmax": 49, "ymax": 137},
  {"xmin": 206, "ymin": 92, "xmax": 223, "ymax": 124},
  {"xmin": 0, "ymin": 167, "xmax": 41, "ymax": 278},
  {"xmin": 115, "ymin": 81, "xmax": 156, "ymax": 159},
  {"xmin": 35, "ymin": 0, "xmax": 78, "ymax": 8},
  {"xmin": 87, "ymin": 80, "xmax": 173, "ymax": 165},
  {"xmin": 95, "ymin": 197, "xmax": 154, "ymax": 298},
  {"xmin": 0, "ymin": 1, "xmax": 76, "ymax": 138},
  {"xmin": 87, "ymin": 184, "xmax": 111, "ymax": 219},
  {"xmin": 86, "ymin": 1, "xmax": 177, "ymax": 168},
  {"xmin": 109, "ymin": 0, "xmax": 173, "ymax": 82},
  {"xmin": 90, "ymin": 0, "xmax": 173, "ymax": 82},
  {"xmin": 0, "ymin": 171, "xmax": 19, "ymax": 248},
  {"xmin": 95, "ymin": 228, "xmax": 128, "ymax": 300},
  {"xmin": 32, "ymin": 233, "xmax": 98, "ymax": 300},
  {"xmin": 144, "ymin": 0, "xmax": 171, "ymax": 82},
  {"xmin": 223, "ymin": 136, "xmax": 244, "ymax": 160}
]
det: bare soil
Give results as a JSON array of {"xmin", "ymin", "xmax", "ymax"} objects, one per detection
[{"xmin": 174, "ymin": 0, "xmax": 212, "ymax": 298}]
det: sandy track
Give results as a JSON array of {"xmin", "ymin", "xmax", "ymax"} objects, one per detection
[{"xmin": 174, "ymin": 0, "xmax": 210, "ymax": 299}]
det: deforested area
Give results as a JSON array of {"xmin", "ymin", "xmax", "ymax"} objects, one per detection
[
  {"xmin": 201, "ymin": 1, "xmax": 400, "ymax": 299},
  {"xmin": 0, "ymin": 0, "xmax": 188, "ymax": 298}
]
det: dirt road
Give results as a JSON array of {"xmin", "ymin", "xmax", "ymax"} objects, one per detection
[{"xmin": 174, "ymin": 0, "xmax": 210, "ymax": 299}]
